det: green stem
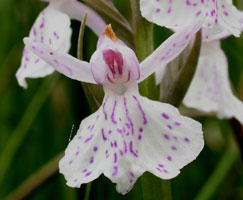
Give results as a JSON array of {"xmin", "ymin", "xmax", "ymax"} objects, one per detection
[
  {"xmin": 195, "ymin": 142, "xmax": 239, "ymax": 200},
  {"xmin": 0, "ymin": 74, "xmax": 59, "ymax": 186},
  {"xmin": 4, "ymin": 152, "xmax": 63, "ymax": 200},
  {"xmin": 77, "ymin": 12, "xmax": 87, "ymax": 61},
  {"xmin": 77, "ymin": 12, "xmax": 104, "ymax": 112},
  {"xmin": 161, "ymin": 181, "xmax": 172, "ymax": 200},
  {"xmin": 84, "ymin": 183, "xmax": 92, "ymax": 200},
  {"xmin": 130, "ymin": 0, "xmax": 156, "ymax": 100},
  {"xmin": 130, "ymin": 1, "xmax": 171, "ymax": 200}
]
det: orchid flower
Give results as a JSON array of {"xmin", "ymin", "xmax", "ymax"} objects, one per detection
[
  {"xmin": 183, "ymin": 40, "xmax": 243, "ymax": 124},
  {"xmin": 183, "ymin": 9, "xmax": 243, "ymax": 123},
  {"xmin": 23, "ymin": 24, "xmax": 204, "ymax": 194},
  {"xmin": 16, "ymin": 0, "xmax": 106, "ymax": 88},
  {"xmin": 140, "ymin": 0, "xmax": 242, "ymax": 40},
  {"xmin": 141, "ymin": 0, "xmax": 243, "ymax": 123}
]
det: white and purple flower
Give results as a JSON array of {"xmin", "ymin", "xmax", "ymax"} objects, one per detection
[
  {"xmin": 23, "ymin": 24, "xmax": 204, "ymax": 194},
  {"xmin": 142, "ymin": 0, "xmax": 243, "ymax": 124},
  {"xmin": 140, "ymin": 0, "xmax": 243, "ymax": 40},
  {"xmin": 16, "ymin": 0, "xmax": 106, "ymax": 88}
]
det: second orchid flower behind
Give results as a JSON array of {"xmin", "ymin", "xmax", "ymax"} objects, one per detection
[{"xmin": 24, "ymin": 25, "xmax": 204, "ymax": 194}]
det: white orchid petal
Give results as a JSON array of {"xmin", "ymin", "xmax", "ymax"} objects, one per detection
[
  {"xmin": 155, "ymin": 65, "xmax": 166, "ymax": 85},
  {"xmin": 140, "ymin": 0, "xmax": 206, "ymax": 30},
  {"xmin": 62, "ymin": 0, "xmax": 106, "ymax": 36},
  {"xmin": 139, "ymin": 18, "xmax": 203, "ymax": 83},
  {"xmin": 16, "ymin": 5, "xmax": 72, "ymax": 88},
  {"xmin": 140, "ymin": 0, "xmax": 242, "ymax": 40},
  {"xmin": 24, "ymin": 38, "xmax": 96, "ymax": 84},
  {"xmin": 60, "ymin": 83, "xmax": 204, "ymax": 194},
  {"xmin": 216, "ymin": 1, "xmax": 242, "ymax": 37},
  {"xmin": 184, "ymin": 41, "xmax": 243, "ymax": 124}
]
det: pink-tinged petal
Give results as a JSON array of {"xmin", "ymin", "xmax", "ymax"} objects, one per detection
[
  {"xmin": 140, "ymin": 0, "xmax": 206, "ymax": 31},
  {"xmin": 184, "ymin": 41, "xmax": 243, "ymax": 124},
  {"xmin": 60, "ymin": 83, "xmax": 204, "ymax": 194},
  {"xmin": 62, "ymin": 0, "xmax": 106, "ymax": 36},
  {"xmin": 216, "ymin": 0, "xmax": 242, "ymax": 37},
  {"xmin": 24, "ymin": 38, "xmax": 96, "ymax": 84},
  {"xmin": 16, "ymin": 5, "xmax": 71, "ymax": 88},
  {"xmin": 139, "ymin": 19, "xmax": 203, "ymax": 83},
  {"xmin": 90, "ymin": 29, "xmax": 140, "ymax": 85}
]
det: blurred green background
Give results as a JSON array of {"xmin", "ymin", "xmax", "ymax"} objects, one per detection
[{"xmin": 0, "ymin": 0, "xmax": 242, "ymax": 199}]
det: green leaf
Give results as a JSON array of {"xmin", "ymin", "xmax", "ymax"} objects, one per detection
[
  {"xmin": 160, "ymin": 30, "xmax": 202, "ymax": 107},
  {"xmin": 0, "ymin": 74, "xmax": 59, "ymax": 186}
]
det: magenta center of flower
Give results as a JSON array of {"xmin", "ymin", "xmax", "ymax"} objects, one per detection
[{"xmin": 103, "ymin": 49, "xmax": 130, "ymax": 84}]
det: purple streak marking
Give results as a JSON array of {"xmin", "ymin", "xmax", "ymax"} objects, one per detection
[
  {"xmin": 129, "ymin": 141, "xmax": 138, "ymax": 157},
  {"xmin": 84, "ymin": 135, "xmax": 93, "ymax": 143},
  {"xmin": 111, "ymin": 100, "xmax": 117, "ymax": 124},
  {"xmin": 102, "ymin": 96, "xmax": 109, "ymax": 120},
  {"xmin": 112, "ymin": 166, "xmax": 118, "ymax": 176},
  {"xmin": 133, "ymin": 96, "xmax": 147, "ymax": 125},
  {"xmin": 101, "ymin": 128, "xmax": 107, "ymax": 141},
  {"xmin": 124, "ymin": 97, "xmax": 134, "ymax": 135}
]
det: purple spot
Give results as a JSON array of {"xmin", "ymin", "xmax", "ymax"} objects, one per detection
[
  {"xmin": 158, "ymin": 164, "xmax": 164, "ymax": 168},
  {"xmin": 171, "ymin": 146, "xmax": 177, "ymax": 151},
  {"xmin": 184, "ymin": 137, "xmax": 190, "ymax": 143},
  {"xmin": 174, "ymin": 122, "xmax": 181, "ymax": 126},
  {"xmin": 114, "ymin": 140, "xmax": 118, "ymax": 148},
  {"xmin": 167, "ymin": 156, "xmax": 172, "ymax": 161},
  {"xmin": 90, "ymin": 156, "xmax": 94, "ymax": 164},
  {"xmin": 157, "ymin": 167, "xmax": 162, "ymax": 172},
  {"xmin": 82, "ymin": 169, "xmax": 87, "ymax": 173},
  {"xmin": 93, "ymin": 146, "xmax": 98, "ymax": 152},
  {"xmin": 75, "ymin": 151, "xmax": 79, "ymax": 156},
  {"xmin": 124, "ymin": 140, "xmax": 127, "ymax": 153},
  {"xmin": 114, "ymin": 153, "xmax": 117, "ymax": 163},
  {"xmin": 85, "ymin": 172, "xmax": 92, "ymax": 177},
  {"xmin": 69, "ymin": 160, "xmax": 73, "ymax": 165},
  {"xmin": 34, "ymin": 59, "xmax": 40, "ymax": 64},
  {"xmin": 139, "ymin": 128, "xmax": 143, "ymax": 132},
  {"xmin": 162, "ymin": 113, "xmax": 169, "ymax": 120},
  {"xmin": 164, "ymin": 134, "xmax": 170, "ymax": 140},
  {"xmin": 167, "ymin": 125, "xmax": 173, "ymax": 130},
  {"xmin": 138, "ymin": 135, "xmax": 142, "ymax": 140}
]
